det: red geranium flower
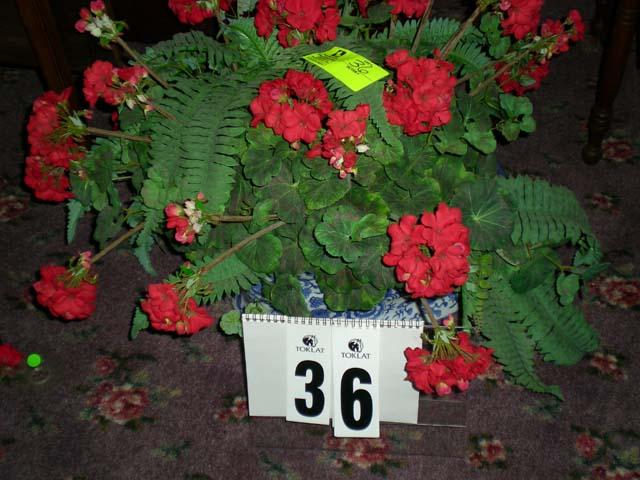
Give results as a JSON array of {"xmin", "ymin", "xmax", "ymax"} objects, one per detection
[
  {"xmin": 24, "ymin": 156, "xmax": 74, "ymax": 203},
  {"xmin": 254, "ymin": 0, "xmax": 340, "ymax": 47},
  {"xmin": 404, "ymin": 330, "xmax": 493, "ymax": 396},
  {"xmin": 499, "ymin": 0, "xmax": 544, "ymax": 40},
  {"xmin": 383, "ymin": 50, "xmax": 456, "ymax": 136},
  {"xmin": 251, "ymin": 70, "xmax": 332, "ymax": 146},
  {"xmin": 495, "ymin": 60, "xmax": 550, "ymax": 96},
  {"xmin": 387, "ymin": 0, "xmax": 430, "ymax": 18},
  {"xmin": 384, "ymin": 203, "xmax": 470, "ymax": 298},
  {"xmin": 33, "ymin": 265, "xmax": 97, "ymax": 320},
  {"xmin": 567, "ymin": 9, "xmax": 585, "ymax": 42},
  {"xmin": 168, "ymin": 0, "xmax": 233, "ymax": 25},
  {"xmin": 0, "ymin": 343, "xmax": 23, "ymax": 368},
  {"xmin": 141, "ymin": 283, "xmax": 214, "ymax": 335}
]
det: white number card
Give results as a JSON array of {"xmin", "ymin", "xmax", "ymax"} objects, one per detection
[
  {"xmin": 242, "ymin": 314, "xmax": 423, "ymax": 437},
  {"xmin": 286, "ymin": 321, "xmax": 332, "ymax": 425},
  {"xmin": 331, "ymin": 320, "xmax": 380, "ymax": 438}
]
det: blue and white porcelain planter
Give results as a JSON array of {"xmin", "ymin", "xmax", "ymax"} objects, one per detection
[{"xmin": 232, "ymin": 272, "xmax": 458, "ymax": 321}]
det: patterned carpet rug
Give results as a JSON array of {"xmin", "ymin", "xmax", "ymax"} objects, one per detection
[{"xmin": 1, "ymin": 1, "xmax": 639, "ymax": 478}]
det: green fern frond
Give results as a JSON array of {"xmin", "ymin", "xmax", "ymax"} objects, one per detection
[
  {"xmin": 448, "ymin": 40, "xmax": 491, "ymax": 75},
  {"xmin": 519, "ymin": 277, "xmax": 599, "ymax": 365},
  {"xmin": 461, "ymin": 252, "xmax": 493, "ymax": 330},
  {"xmin": 483, "ymin": 274, "xmax": 564, "ymax": 399},
  {"xmin": 499, "ymin": 176, "xmax": 592, "ymax": 245},
  {"xmin": 224, "ymin": 18, "xmax": 284, "ymax": 67},
  {"xmin": 133, "ymin": 210, "xmax": 161, "ymax": 275},
  {"xmin": 144, "ymin": 31, "xmax": 235, "ymax": 75},
  {"xmin": 150, "ymin": 77, "xmax": 252, "ymax": 214},
  {"xmin": 197, "ymin": 254, "xmax": 264, "ymax": 302}
]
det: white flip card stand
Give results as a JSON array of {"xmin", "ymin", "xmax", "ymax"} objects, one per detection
[{"xmin": 242, "ymin": 314, "xmax": 423, "ymax": 438}]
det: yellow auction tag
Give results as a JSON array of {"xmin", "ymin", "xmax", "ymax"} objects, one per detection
[{"xmin": 303, "ymin": 47, "xmax": 389, "ymax": 92}]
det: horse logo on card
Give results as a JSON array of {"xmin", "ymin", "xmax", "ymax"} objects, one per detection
[
  {"xmin": 302, "ymin": 335, "xmax": 318, "ymax": 347},
  {"xmin": 348, "ymin": 339, "xmax": 363, "ymax": 352}
]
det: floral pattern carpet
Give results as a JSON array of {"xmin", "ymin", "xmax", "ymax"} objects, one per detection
[{"xmin": 1, "ymin": 1, "xmax": 640, "ymax": 479}]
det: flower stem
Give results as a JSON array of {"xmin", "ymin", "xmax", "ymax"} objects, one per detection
[
  {"xmin": 469, "ymin": 50, "xmax": 530, "ymax": 97},
  {"xmin": 91, "ymin": 223, "xmax": 144, "ymax": 264},
  {"xmin": 114, "ymin": 37, "xmax": 169, "ymax": 89},
  {"xmin": 199, "ymin": 221, "xmax": 285, "ymax": 276},
  {"xmin": 410, "ymin": 1, "xmax": 435, "ymax": 54},
  {"xmin": 420, "ymin": 298, "xmax": 440, "ymax": 329},
  {"xmin": 151, "ymin": 103, "xmax": 176, "ymax": 121},
  {"xmin": 208, "ymin": 214, "xmax": 279, "ymax": 224},
  {"xmin": 85, "ymin": 126, "xmax": 151, "ymax": 144},
  {"xmin": 441, "ymin": 5, "xmax": 483, "ymax": 58}
]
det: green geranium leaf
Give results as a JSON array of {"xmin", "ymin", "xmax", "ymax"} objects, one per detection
[
  {"xmin": 463, "ymin": 122, "xmax": 497, "ymax": 154},
  {"xmin": 305, "ymin": 157, "xmax": 334, "ymax": 181},
  {"xmin": 556, "ymin": 273, "xmax": 580, "ymax": 306},
  {"xmin": 242, "ymin": 147, "xmax": 282, "ymax": 187},
  {"xmin": 236, "ymin": 233, "xmax": 282, "ymax": 273},
  {"xmin": 278, "ymin": 237, "xmax": 308, "ymax": 275},
  {"xmin": 451, "ymin": 179, "xmax": 514, "ymax": 250},
  {"xmin": 520, "ymin": 115, "xmax": 536, "ymax": 133},
  {"xmin": 249, "ymin": 199, "xmax": 274, "ymax": 232},
  {"xmin": 500, "ymin": 94, "xmax": 533, "ymax": 118},
  {"xmin": 510, "ymin": 255, "xmax": 555, "ymax": 294},
  {"xmin": 267, "ymin": 274, "xmax": 310, "ymax": 316},
  {"xmin": 349, "ymin": 237, "xmax": 397, "ymax": 290},
  {"xmin": 347, "ymin": 188, "xmax": 390, "ymax": 217},
  {"xmin": 299, "ymin": 219, "xmax": 344, "ymax": 274},
  {"xmin": 314, "ymin": 206, "xmax": 364, "ymax": 263},
  {"xmin": 220, "ymin": 310, "xmax": 243, "ymax": 337},
  {"xmin": 299, "ymin": 176, "xmax": 351, "ymax": 210},
  {"xmin": 500, "ymin": 120, "xmax": 521, "ymax": 142},
  {"xmin": 246, "ymin": 124, "xmax": 279, "ymax": 147},
  {"xmin": 130, "ymin": 307, "xmax": 149, "ymax": 340},
  {"xmin": 257, "ymin": 182, "xmax": 304, "ymax": 224},
  {"xmin": 434, "ymin": 114, "xmax": 467, "ymax": 156},
  {"xmin": 351, "ymin": 156, "xmax": 382, "ymax": 187},
  {"xmin": 489, "ymin": 37, "xmax": 510, "ymax": 58},
  {"xmin": 352, "ymin": 213, "xmax": 389, "ymax": 241},
  {"xmin": 316, "ymin": 270, "xmax": 386, "ymax": 311},
  {"xmin": 428, "ymin": 156, "xmax": 475, "ymax": 201}
]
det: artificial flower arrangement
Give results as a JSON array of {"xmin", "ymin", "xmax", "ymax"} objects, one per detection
[{"xmin": 25, "ymin": 0, "xmax": 604, "ymax": 399}]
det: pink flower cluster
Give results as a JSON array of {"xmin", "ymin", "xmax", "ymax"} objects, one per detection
[
  {"xmin": 255, "ymin": 0, "xmax": 340, "ymax": 48},
  {"xmin": 383, "ymin": 50, "xmax": 456, "ymax": 136},
  {"xmin": 74, "ymin": 0, "xmax": 106, "ymax": 34},
  {"xmin": 383, "ymin": 203, "xmax": 471, "ymax": 298},
  {"xmin": 83, "ymin": 60, "xmax": 149, "ymax": 109},
  {"xmin": 307, "ymin": 104, "xmax": 370, "ymax": 178},
  {"xmin": 165, "ymin": 194, "xmax": 206, "ymax": 244}
]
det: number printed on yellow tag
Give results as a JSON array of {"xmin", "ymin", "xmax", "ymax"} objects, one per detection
[{"xmin": 303, "ymin": 47, "xmax": 389, "ymax": 92}]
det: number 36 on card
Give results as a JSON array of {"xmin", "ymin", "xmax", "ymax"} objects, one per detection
[{"xmin": 285, "ymin": 320, "xmax": 380, "ymax": 437}]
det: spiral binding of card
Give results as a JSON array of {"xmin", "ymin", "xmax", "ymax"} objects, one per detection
[{"xmin": 242, "ymin": 313, "xmax": 423, "ymax": 329}]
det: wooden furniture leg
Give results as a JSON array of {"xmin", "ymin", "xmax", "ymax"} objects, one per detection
[
  {"xmin": 582, "ymin": 0, "xmax": 640, "ymax": 165},
  {"xmin": 592, "ymin": 0, "xmax": 611, "ymax": 41},
  {"xmin": 15, "ymin": 0, "xmax": 75, "ymax": 101}
]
